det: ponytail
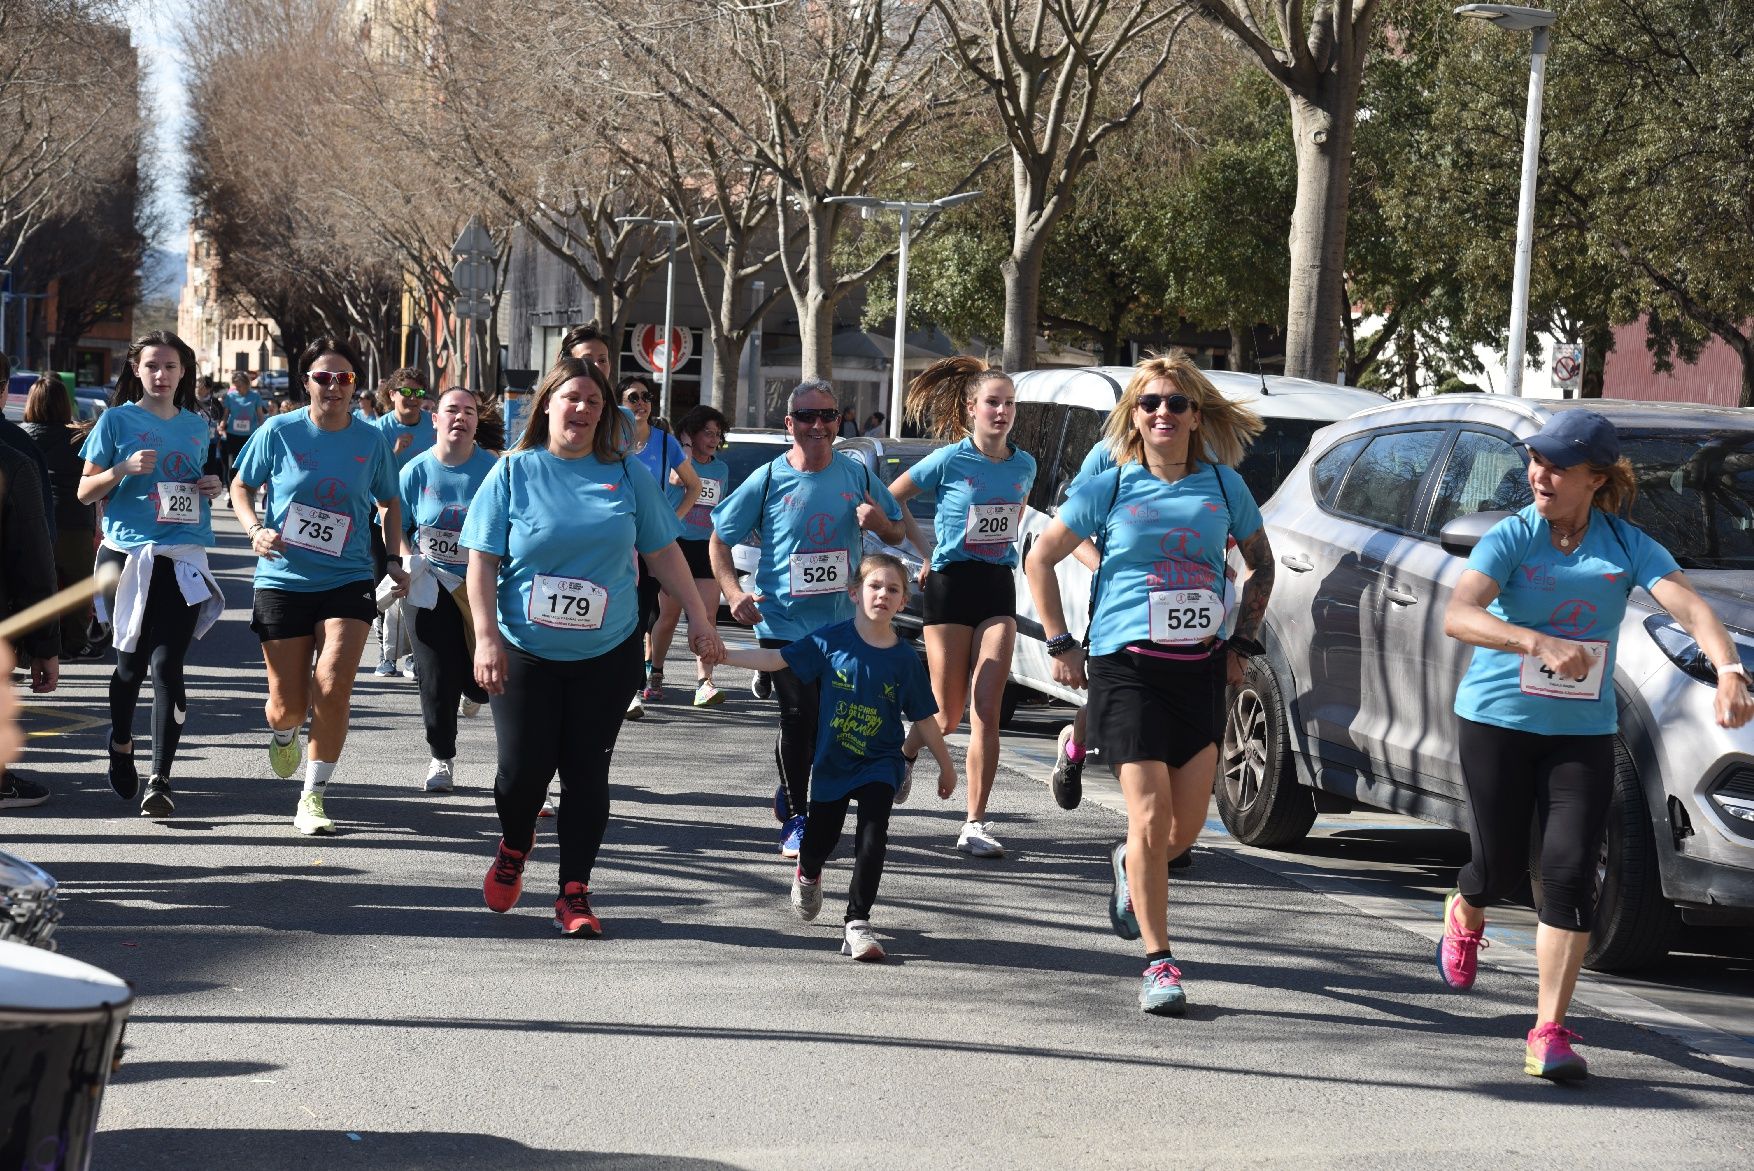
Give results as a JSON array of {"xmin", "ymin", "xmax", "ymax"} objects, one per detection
[{"xmin": 904, "ymin": 355, "xmax": 1011, "ymax": 441}]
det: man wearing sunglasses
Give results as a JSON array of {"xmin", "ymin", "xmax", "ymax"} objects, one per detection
[{"xmin": 710, "ymin": 380, "xmax": 908, "ymax": 858}]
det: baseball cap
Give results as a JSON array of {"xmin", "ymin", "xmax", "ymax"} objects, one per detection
[{"xmin": 1519, "ymin": 410, "xmax": 1619, "ymax": 468}]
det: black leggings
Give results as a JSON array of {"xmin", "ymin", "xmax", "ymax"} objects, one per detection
[
  {"xmin": 409, "ymin": 589, "xmax": 487, "ymax": 760},
  {"xmin": 99, "ymin": 549, "xmax": 200, "ymax": 780},
  {"xmin": 760, "ymin": 636, "xmax": 820, "ymax": 820},
  {"xmin": 1456, "ymin": 717, "xmax": 1615, "ymax": 932},
  {"xmin": 799, "ymin": 781, "xmax": 895, "ymax": 923},
  {"xmin": 491, "ymin": 631, "xmax": 641, "ymax": 890}
]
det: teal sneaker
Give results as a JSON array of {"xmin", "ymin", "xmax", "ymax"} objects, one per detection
[
  {"xmin": 268, "ymin": 729, "xmax": 302, "ymax": 779},
  {"xmin": 1140, "ymin": 957, "xmax": 1186, "ymax": 1017},
  {"xmin": 1108, "ymin": 842, "xmax": 1140, "ymax": 940}
]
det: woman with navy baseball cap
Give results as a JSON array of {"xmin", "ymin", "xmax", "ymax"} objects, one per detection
[{"xmin": 1439, "ymin": 409, "xmax": 1754, "ymax": 1080}]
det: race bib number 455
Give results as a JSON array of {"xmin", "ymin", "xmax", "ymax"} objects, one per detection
[
  {"xmin": 530, "ymin": 574, "xmax": 607, "ymax": 630},
  {"xmin": 1520, "ymin": 640, "xmax": 1608, "ymax": 701},
  {"xmin": 790, "ymin": 549, "xmax": 849, "ymax": 597},
  {"xmin": 1148, "ymin": 589, "xmax": 1223, "ymax": 646},
  {"xmin": 282, "ymin": 502, "xmax": 352, "ymax": 557}
]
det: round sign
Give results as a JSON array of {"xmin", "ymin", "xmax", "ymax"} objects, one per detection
[
  {"xmin": 632, "ymin": 325, "xmax": 693, "ymax": 375},
  {"xmin": 1553, "ymin": 354, "xmax": 1580, "ymax": 381}
]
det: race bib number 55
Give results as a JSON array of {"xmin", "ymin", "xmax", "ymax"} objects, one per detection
[
  {"xmin": 1148, "ymin": 589, "xmax": 1223, "ymax": 646},
  {"xmin": 790, "ymin": 549, "xmax": 849, "ymax": 597},
  {"xmin": 1520, "ymin": 640, "xmax": 1608, "ymax": 701},
  {"xmin": 282, "ymin": 502, "xmax": 352, "ymax": 557},
  {"xmin": 530, "ymin": 574, "xmax": 607, "ymax": 630}
]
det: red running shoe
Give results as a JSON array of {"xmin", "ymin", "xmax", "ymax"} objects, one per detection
[
  {"xmin": 483, "ymin": 839, "xmax": 527, "ymax": 913},
  {"xmin": 554, "ymin": 881, "xmax": 602, "ymax": 937},
  {"xmin": 1436, "ymin": 888, "xmax": 1488, "ymax": 991}
]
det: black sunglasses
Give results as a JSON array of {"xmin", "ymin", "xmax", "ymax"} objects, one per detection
[
  {"xmin": 790, "ymin": 408, "xmax": 840, "ymax": 424},
  {"xmin": 623, "ymin": 391, "xmax": 651, "ymax": 404},
  {"xmin": 1137, "ymin": 393, "xmax": 1194, "ymax": 415}
]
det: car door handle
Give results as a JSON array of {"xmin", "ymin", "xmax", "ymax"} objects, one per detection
[
  {"xmin": 1383, "ymin": 585, "xmax": 1419, "ymax": 606},
  {"xmin": 1280, "ymin": 554, "xmax": 1313, "ymax": 573}
]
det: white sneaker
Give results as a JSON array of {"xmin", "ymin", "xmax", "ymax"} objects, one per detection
[
  {"xmin": 399, "ymin": 654, "xmax": 418, "ymax": 680},
  {"xmin": 790, "ymin": 868, "xmax": 822, "ymax": 921},
  {"xmin": 459, "ymin": 697, "xmax": 482, "ymax": 718},
  {"xmin": 841, "ymin": 919, "xmax": 885, "ymax": 962},
  {"xmin": 538, "ymin": 788, "xmax": 556, "ymax": 818},
  {"xmin": 625, "ymin": 693, "xmax": 645, "ymax": 720},
  {"xmin": 424, "ymin": 759, "xmax": 454, "ymax": 792},
  {"xmin": 957, "ymin": 820, "xmax": 1004, "ymax": 858}
]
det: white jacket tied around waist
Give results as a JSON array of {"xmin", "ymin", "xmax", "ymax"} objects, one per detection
[{"xmin": 100, "ymin": 542, "xmax": 225, "ymax": 653}]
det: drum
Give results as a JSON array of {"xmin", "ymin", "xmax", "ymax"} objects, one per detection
[
  {"xmin": 0, "ymin": 940, "xmax": 132, "ymax": 1171},
  {"xmin": 0, "ymin": 850, "xmax": 62, "ymax": 951}
]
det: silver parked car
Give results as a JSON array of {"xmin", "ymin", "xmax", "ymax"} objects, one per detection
[{"xmin": 1222, "ymin": 394, "xmax": 1754, "ymax": 970}]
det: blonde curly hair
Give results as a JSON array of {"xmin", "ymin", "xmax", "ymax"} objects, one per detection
[{"xmin": 1101, "ymin": 351, "xmax": 1263, "ymax": 471}]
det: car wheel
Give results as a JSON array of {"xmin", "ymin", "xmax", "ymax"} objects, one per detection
[
  {"xmin": 1529, "ymin": 735, "xmax": 1678, "ymax": 972},
  {"xmin": 1217, "ymin": 657, "xmax": 1316, "ymax": 848}
]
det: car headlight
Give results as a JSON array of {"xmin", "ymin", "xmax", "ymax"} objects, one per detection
[{"xmin": 1644, "ymin": 614, "xmax": 1754, "ymax": 684}]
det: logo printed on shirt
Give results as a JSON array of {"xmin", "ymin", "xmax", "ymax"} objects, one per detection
[
  {"xmin": 161, "ymin": 451, "xmax": 196, "ymax": 481},
  {"xmin": 294, "ymin": 450, "xmax": 320, "ymax": 471},
  {"xmin": 806, "ymin": 513, "xmax": 834, "ymax": 546},
  {"xmin": 1519, "ymin": 563, "xmax": 1557, "ymax": 590},
  {"xmin": 436, "ymin": 504, "xmax": 467, "ymax": 529},
  {"xmin": 315, "ymin": 477, "xmax": 349, "ymax": 509},
  {"xmin": 1160, "ymin": 528, "xmax": 1203, "ymax": 559},
  {"xmin": 1603, "ymin": 572, "xmax": 1624, "ymax": 584},
  {"xmin": 1549, "ymin": 599, "xmax": 1598, "ymax": 638},
  {"xmin": 1122, "ymin": 502, "xmax": 1159, "ymax": 525}
]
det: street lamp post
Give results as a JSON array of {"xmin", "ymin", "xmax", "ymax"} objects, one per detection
[
  {"xmin": 616, "ymin": 215, "xmax": 720, "ymax": 419},
  {"xmin": 824, "ymin": 192, "xmax": 981, "ymax": 438},
  {"xmin": 1456, "ymin": 4, "xmax": 1557, "ymax": 397}
]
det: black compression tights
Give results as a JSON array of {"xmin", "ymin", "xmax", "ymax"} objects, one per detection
[
  {"xmin": 102, "ymin": 550, "xmax": 201, "ymax": 780},
  {"xmin": 798, "ymin": 782, "xmax": 895, "ymax": 923},
  {"xmin": 760, "ymin": 636, "xmax": 820, "ymax": 820}
]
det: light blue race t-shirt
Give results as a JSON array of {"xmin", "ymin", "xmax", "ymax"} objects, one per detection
[
  {"xmin": 399, "ymin": 446, "xmax": 498, "ymax": 571},
  {"xmin": 1454, "ymin": 506, "xmax": 1679, "ymax": 736},
  {"xmin": 711, "ymin": 452, "xmax": 904, "ymax": 642},
  {"xmin": 1057, "ymin": 461, "xmax": 1263, "ymax": 657},
  {"xmin": 222, "ymin": 390, "xmax": 264, "ymax": 438},
  {"xmin": 780, "ymin": 619, "xmax": 938, "ymax": 802},
  {"xmin": 631, "ymin": 427, "xmax": 688, "ymax": 511},
  {"xmin": 1066, "ymin": 438, "xmax": 1117, "ymax": 499},
  {"xmin": 907, "ymin": 437, "xmax": 1037, "ymax": 569},
  {"xmin": 233, "ymin": 411, "xmax": 399, "ymax": 592},
  {"xmin": 79, "ymin": 402, "xmax": 216, "ymax": 549},
  {"xmin": 460, "ymin": 448, "xmax": 680, "ymax": 661},
  {"xmin": 679, "ymin": 454, "xmax": 729, "ymax": 542},
  {"xmin": 376, "ymin": 410, "xmax": 437, "ymax": 472}
]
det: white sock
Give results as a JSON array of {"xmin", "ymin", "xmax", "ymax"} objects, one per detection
[
  {"xmin": 302, "ymin": 760, "xmax": 335, "ymax": 794},
  {"xmin": 271, "ymin": 725, "xmax": 297, "ymax": 747}
]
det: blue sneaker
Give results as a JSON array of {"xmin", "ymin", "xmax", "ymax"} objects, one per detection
[
  {"xmin": 1139, "ymin": 957, "xmax": 1187, "ymax": 1016},
  {"xmin": 772, "ymin": 782, "xmax": 788, "ymax": 822},
  {"xmin": 373, "ymin": 660, "xmax": 397, "ymax": 678},
  {"xmin": 780, "ymin": 814, "xmax": 807, "ymax": 859},
  {"xmin": 1108, "ymin": 841, "xmax": 1140, "ymax": 940}
]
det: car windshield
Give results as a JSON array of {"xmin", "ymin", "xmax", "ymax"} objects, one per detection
[
  {"xmin": 1621, "ymin": 427, "xmax": 1754, "ymax": 569},
  {"xmin": 718, "ymin": 438, "xmax": 785, "ymax": 499},
  {"xmin": 873, "ymin": 448, "xmax": 940, "ymax": 521}
]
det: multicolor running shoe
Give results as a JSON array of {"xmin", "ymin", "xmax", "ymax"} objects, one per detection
[
  {"xmin": 1436, "ymin": 888, "xmax": 1488, "ymax": 991},
  {"xmin": 1139, "ymin": 957, "xmax": 1186, "ymax": 1016},
  {"xmin": 1525, "ymin": 1022, "xmax": 1588, "ymax": 1081}
]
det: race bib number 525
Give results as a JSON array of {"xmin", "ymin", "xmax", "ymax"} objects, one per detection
[{"xmin": 1148, "ymin": 589, "xmax": 1223, "ymax": 646}]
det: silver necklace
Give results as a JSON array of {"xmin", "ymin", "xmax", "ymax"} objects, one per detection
[{"xmin": 1551, "ymin": 518, "xmax": 1588, "ymax": 549}]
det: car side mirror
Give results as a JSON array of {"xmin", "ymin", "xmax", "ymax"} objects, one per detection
[{"xmin": 1439, "ymin": 510, "xmax": 1514, "ymax": 557}]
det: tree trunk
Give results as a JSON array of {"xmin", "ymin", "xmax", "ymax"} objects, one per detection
[
  {"xmin": 1229, "ymin": 320, "xmax": 1257, "ymax": 373},
  {"xmin": 796, "ymin": 204, "xmax": 837, "ymax": 383},
  {"xmin": 1002, "ymin": 217, "xmax": 1049, "ymax": 373},
  {"xmin": 710, "ymin": 332, "xmax": 744, "ymax": 416},
  {"xmin": 1284, "ymin": 88, "xmax": 1360, "ymax": 383},
  {"xmin": 1740, "ymin": 347, "xmax": 1754, "ymax": 411}
]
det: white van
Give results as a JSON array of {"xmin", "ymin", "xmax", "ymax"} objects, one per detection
[{"xmin": 1006, "ymin": 366, "xmax": 1384, "ymax": 705}]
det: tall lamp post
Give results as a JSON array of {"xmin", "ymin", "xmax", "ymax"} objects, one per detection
[
  {"xmin": 616, "ymin": 215, "xmax": 720, "ymax": 419},
  {"xmin": 824, "ymin": 192, "xmax": 981, "ymax": 438},
  {"xmin": 1456, "ymin": 4, "xmax": 1557, "ymax": 397}
]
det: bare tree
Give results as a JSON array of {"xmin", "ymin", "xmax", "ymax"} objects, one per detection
[
  {"xmin": 1188, "ymin": 0, "xmax": 1381, "ymax": 381},
  {"xmin": 928, "ymin": 0, "xmax": 1194, "ymax": 371},
  {"xmin": 0, "ymin": 1, "xmax": 135, "ymax": 269},
  {"xmin": 612, "ymin": 0, "xmax": 986, "ymax": 381}
]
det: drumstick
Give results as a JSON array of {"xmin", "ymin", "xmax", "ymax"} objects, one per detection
[{"xmin": 0, "ymin": 560, "xmax": 123, "ymax": 643}]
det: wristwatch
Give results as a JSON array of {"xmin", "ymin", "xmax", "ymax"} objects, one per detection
[{"xmin": 1227, "ymin": 636, "xmax": 1265, "ymax": 658}]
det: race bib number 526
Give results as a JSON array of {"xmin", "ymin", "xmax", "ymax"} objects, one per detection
[{"xmin": 789, "ymin": 549, "xmax": 849, "ymax": 597}]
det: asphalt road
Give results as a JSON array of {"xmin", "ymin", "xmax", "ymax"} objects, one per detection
[{"xmin": 6, "ymin": 517, "xmax": 1753, "ymax": 1169}]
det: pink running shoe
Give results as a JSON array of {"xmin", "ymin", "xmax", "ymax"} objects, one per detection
[
  {"xmin": 1436, "ymin": 889, "xmax": 1488, "ymax": 990},
  {"xmin": 483, "ymin": 839, "xmax": 528, "ymax": 913},
  {"xmin": 1525, "ymin": 1022, "xmax": 1588, "ymax": 1081}
]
